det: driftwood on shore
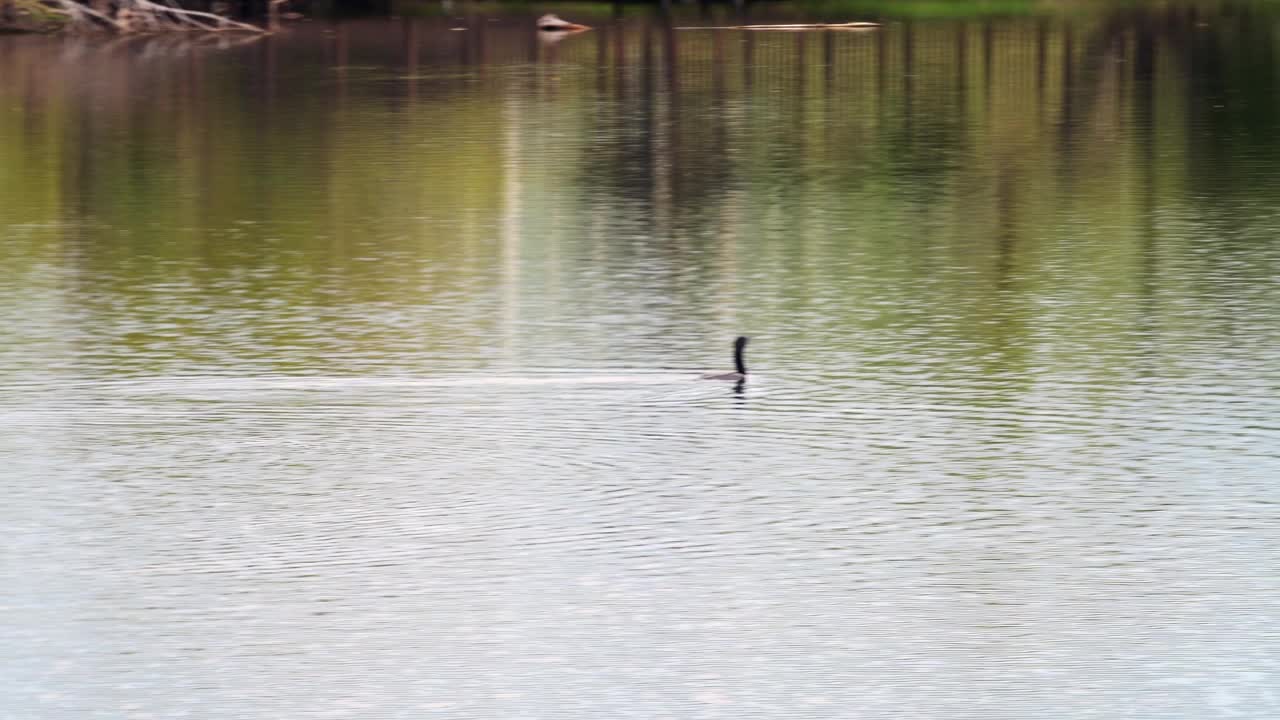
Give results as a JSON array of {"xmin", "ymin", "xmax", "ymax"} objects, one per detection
[
  {"xmin": 4, "ymin": 0, "xmax": 269, "ymax": 33},
  {"xmin": 536, "ymin": 14, "xmax": 590, "ymax": 32},
  {"xmin": 676, "ymin": 21, "xmax": 881, "ymax": 31}
]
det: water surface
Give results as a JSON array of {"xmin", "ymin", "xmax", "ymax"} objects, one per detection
[{"xmin": 2, "ymin": 3, "xmax": 1280, "ymax": 718}]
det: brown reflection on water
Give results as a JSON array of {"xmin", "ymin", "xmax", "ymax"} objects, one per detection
[{"xmin": 2, "ymin": 12, "xmax": 1274, "ymax": 209}]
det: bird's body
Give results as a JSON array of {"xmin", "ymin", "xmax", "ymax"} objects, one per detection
[{"xmin": 701, "ymin": 336, "xmax": 749, "ymax": 381}]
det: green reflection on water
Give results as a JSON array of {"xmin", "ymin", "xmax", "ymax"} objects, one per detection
[{"xmin": 1, "ymin": 3, "xmax": 1278, "ymax": 384}]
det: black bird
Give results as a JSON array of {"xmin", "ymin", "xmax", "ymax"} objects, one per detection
[{"xmin": 701, "ymin": 336, "xmax": 749, "ymax": 381}]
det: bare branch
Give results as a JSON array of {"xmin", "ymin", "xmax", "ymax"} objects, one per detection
[
  {"xmin": 134, "ymin": 0, "xmax": 268, "ymax": 33},
  {"xmin": 51, "ymin": 0, "xmax": 124, "ymax": 31},
  {"xmin": 21, "ymin": 0, "xmax": 269, "ymax": 34}
]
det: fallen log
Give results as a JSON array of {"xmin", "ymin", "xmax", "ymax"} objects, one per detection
[
  {"xmin": 676, "ymin": 21, "xmax": 881, "ymax": 31},
  {"xmin": 537, "ymin": 14, "xmax": 590, "ymax": 32}
]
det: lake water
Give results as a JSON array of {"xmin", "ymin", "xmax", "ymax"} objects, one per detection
[{"xmin": 2, "ymin": 3, "xmax": 1279, "ymax": 718}]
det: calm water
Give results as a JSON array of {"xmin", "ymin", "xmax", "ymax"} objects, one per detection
[{"xmin": 3, "ymin": 3, "xmax": 1280, "ymax": 718}]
